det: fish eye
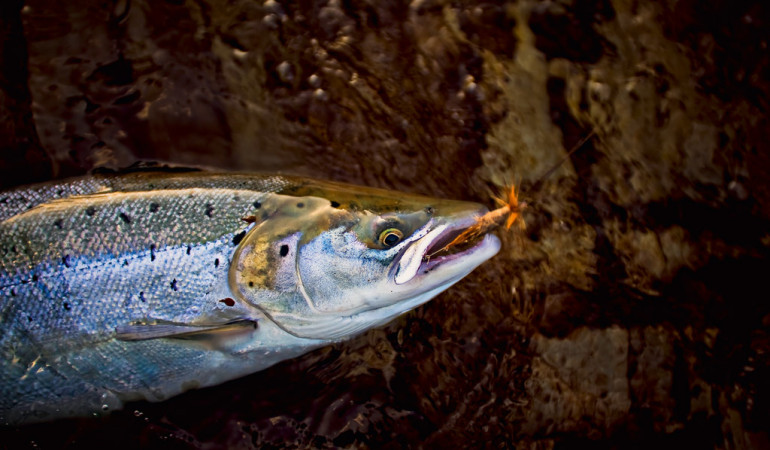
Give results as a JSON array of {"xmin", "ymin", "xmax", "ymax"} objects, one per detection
[{"xmin": 378, "ymin": 228, "xmax": 404, "ymax": 247}]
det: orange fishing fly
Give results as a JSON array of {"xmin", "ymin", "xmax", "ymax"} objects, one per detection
[{"xmin": 430, "ymin": 184, "xmax": 526, "ymax": 257}]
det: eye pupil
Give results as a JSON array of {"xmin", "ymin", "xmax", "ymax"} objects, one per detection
[
  {"xmin": 379, "ymin": 228, "xmax": 404, "ymax": 247},
  {"xmin": 384, "ymin": 233, "xmax": 400, "ymax": 246}
]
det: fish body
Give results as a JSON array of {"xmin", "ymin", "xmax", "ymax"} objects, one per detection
[{"xmin": 0, "ymin": 171, "xmax": 500, "ymax": 424}]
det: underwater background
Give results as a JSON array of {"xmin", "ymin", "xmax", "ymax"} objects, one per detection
[{"xmin": 1, "ymin": 0, "xmax": 769, "ymax": 448}]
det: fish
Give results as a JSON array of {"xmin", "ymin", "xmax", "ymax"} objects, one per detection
[{"xmin": 0, "ymin": 170, "xmax": 500, "ymax": 424}]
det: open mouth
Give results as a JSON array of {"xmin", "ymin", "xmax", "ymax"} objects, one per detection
[
  {"xmin": 394, "ymin": 218, "xmax": 494, "ymax": 285},
  {"xmin": 424, "ymin": 225, "xmax": 485, "ymax": 260}
]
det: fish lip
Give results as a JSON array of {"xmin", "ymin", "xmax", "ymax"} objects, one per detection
[{"xmin": 393, "ymin": 212, "xmax": 492, "ymax": 285}]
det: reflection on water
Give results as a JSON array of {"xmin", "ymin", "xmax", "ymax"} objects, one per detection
[{"xmin": 3, "ymin": 0, "xmax": 770, "ymax": 447}]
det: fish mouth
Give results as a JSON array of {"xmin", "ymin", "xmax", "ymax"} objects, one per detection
[
  {"xmin": 424, "ymin": 224, "xmax": 485, "ymax": 260},
  {"xmin": 393, "ymin": 216, "xmax": 500, "ymax": 286}
]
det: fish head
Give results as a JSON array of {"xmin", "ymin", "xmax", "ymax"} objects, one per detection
[{"xmin": 230, "ymin": 180, "xmax": 500, "ymax": 340}]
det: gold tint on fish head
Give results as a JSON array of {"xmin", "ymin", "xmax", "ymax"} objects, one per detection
[{"xmin": 230, "ymin": 194, "xmax": 347, "ymax": 303}]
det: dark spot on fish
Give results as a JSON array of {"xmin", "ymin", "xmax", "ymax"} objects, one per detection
[
  {"xmin": 32, "ymin": 274, "xmax": 38, "ymax": 282},
  {"xmin": 11, "ymin": 288, "xmax": 16, "ymax": 297},
  {"xmin": 27, "ymin": 316, "xmax": 32, "ymax": 322},
  {"xmin": 54, "ymin": 219, "xmax": 64, "ymax": 229},
  {"xmin": 296, "ymin": 202, "xmax": 304, "ymax": 208},
  {"xmin": 280, "ymin": 245, "xmax": 289, "ymax": 257},
  {"xmin": 150, "ymin": 244, "xmax": 156, "ymax": 261},
  {"xmin": 57, "ymin": 189, "xmax": 64, "ymax": 196},
  {"xmin": 149, "ymin": 202, "xmax": 159, "ymax": 213},
  {"xmin": 86, "ymin": 207, "xmax": 96, "ymax": 216},
  {"xmin": 214, "ymin": 258, "xmax": 220, "ymax": 268},
  {"xmin": 0, "ymin": 197, "xmax": 7, "ymax": 204},
  {"xmin": 11, "ymin": 245, "xmax": 17, "ymax": 253},
  {"xmin": 186, "ymin": 245, "xmax": 192, "ymax": 255},
  {"xmin": 219, "ymin": 298, "xmax": 235, "ymax": 307},
  {"xmin": 253, "ymin": 201, "xmax": 261, "ymax": 209},
  {"xmin": 139, "ymin": 291, "xmax": 146, "ymax": 303},
  {"xmin": 205, "ymin": 204, "xmax": 214, "ymax": 218},
  {"xmin": 62, "ymin": 255, "xmax": 71, "ymax": 268},
  {"xmin": 232, "ymin": 231, "xmax": 246, "ymax": 245},
  {"xmin": 330, "ymin": 200, "xmax": 340, "ymax": 208},
  {"xmin": 248, "ymin": 281, "xmax": 254, "ymax": 287},
  {"xmin": 119, "ymin": 212, "xmax": 131, "ymax": 224},
  {"xmin": 123, "ymin": 260, "xmax": 129, "ymax": 266},
  {"xmin": 170, "ymin": 279, "xmax": 178, "ymax": 291},
  {"xmin": 63, "ymin": 302, "xmax": 71, "ymax": 311},
  {"xmin": 425, "ymin": 206, "xmax": 434, "ymax": 215}
]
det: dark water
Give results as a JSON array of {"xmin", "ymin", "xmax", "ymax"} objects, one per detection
[{"xmin": 2, "ymin": 0, "xmax": 770, "ymax": 448}]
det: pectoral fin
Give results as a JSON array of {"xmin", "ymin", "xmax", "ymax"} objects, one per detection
[{"xmin": 115, "ymin": 319, "xmax": 258, "ymax": 341}]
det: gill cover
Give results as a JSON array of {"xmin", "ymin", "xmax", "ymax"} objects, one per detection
[{"xmin": 229, "ymin": 193, "xmax": 339, "ymax": 336}]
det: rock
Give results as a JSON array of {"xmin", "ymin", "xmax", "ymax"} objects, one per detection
[{"xmin": 524, "ymin": 326, "xmax": 631, "ymax": 437}]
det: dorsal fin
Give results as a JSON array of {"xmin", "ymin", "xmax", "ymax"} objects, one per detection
[{"xmin": 91, "ymin": 161, "xmax": 202, "ymax": 176}]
